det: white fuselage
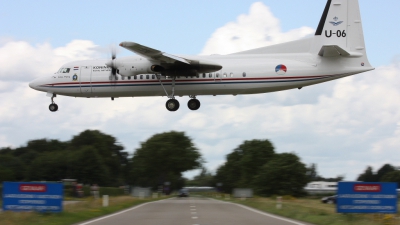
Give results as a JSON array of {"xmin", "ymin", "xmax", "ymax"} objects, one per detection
[{"xmin": 29, "ymin": 53, "xmax": 371, "ymax": 98}]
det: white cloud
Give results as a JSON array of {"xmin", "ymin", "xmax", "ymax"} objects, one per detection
[
  {"xmin": 200, "ymin": 2, "xmax": 314, "ymax": 55},
  {"xmin": 0, "ymin": 39, "xmax": 99, "ymax": 82}
]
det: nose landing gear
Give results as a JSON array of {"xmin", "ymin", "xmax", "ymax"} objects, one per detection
[{"xmin": 49, "ymin": 94, "xmax": 58, "ymax": 112}]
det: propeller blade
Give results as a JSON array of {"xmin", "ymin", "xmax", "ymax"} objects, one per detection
[{"xmin": 111, "ymin": 45, "xmax": 116, "ymax": 60}]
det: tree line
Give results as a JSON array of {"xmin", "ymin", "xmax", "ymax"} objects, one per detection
[
  {"xmin": 356, "ymin": 164, "xmax": 400, "ymax": 186},
  {"xmin": 0, "ymin": 130, "xmax": 203, "ymax": 190},
  {"xmin": 1, "ymin": 129, "xmax": 397, "ymax": 196},
  {"xmin": 0, "ymin": 130, "xmax": 129, "ymax": 186}
]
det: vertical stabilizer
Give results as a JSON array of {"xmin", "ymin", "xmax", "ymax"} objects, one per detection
[{"xmin": 312, "ymin": 0, "xmax": 371, "ymax": 67}]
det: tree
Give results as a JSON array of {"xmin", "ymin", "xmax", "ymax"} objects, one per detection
[
  {"xmin": 214, "ymin": 139, "xmax": 275, "ymax": 192},
  {"xmin": 28, "ymin": 151, "xmax": 70, "ymax": 181},
  {"xmin": 70, "ymin": 130, "xmax": 129, "ymax": 185},
  {"xmin": 306, "ymin": 163, "xmax": 318, "ymax": 181},
  {"xmin": 129, "ymin": 131, "xmax": 203, "ymax": 190},
  {"xmin": 0, "ymin": 166, "xmax": 15, "ymax": 182},
  {"xmin": 376, "ymin": 164, "xmax": 395, "ymax": 181},
  {"xmin": 357, "ymin": 166, "xmax": 376, "ymax": 182},
  {"xmin": 381, "ymin": 171, "xmax": 400, "ymax": 187},
  {"xmin": 0, "ymin": 155, "xmax": 26, "ymax": 181},
  {"xmin": 253, "ymin": 153, "xmax": 308, "ymax": 196},
  {"xmin": 69, "ymin": 146, "xmax": 110, "ymax": 186}
]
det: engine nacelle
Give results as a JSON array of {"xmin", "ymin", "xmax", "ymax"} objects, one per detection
[
  {"xmin": 117, "ymin": 61, "xmax": 160, "ymax": 77},
  {"xmin": 112, "ymin": 58, "xmax": 221, "ymax": 77}
]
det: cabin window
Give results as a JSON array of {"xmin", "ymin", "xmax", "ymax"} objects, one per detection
[
  {"xmin": 202, "ymin": 73, "xmax": 206, "ymax": 78},
  {"xmin": 209, "ymin": 73, "xmax": 212, "ymax": 78},
  {"xmin": 146, "ymin": 75, "xmax": 149, "ymax": 79},
  {"xmin": 121, "ymin": 76, "xmax": 125, "ymax": 80},
  {"xmin": 128, "ymin": 76, "xmax": 131, "ymax": 80},
  {"xmin": 223, "ymin": 73, "xmax": 227, "ymax": 78},
  {"xmin": 152, "ymin": 75, "xmax": 155, "ymax": 79},
  {"xmin": 134, "ymin": 75, "xmax": 137, "ymax": 80},
  {"xmin": 230, "ymin": 73, "xmax": 234, "ymax": 77},
  {"xmin": 243, "ymin": 72, "xmax": 246, "ymax": 77},
  {"xmin": 196, "ymin": 74, "xmax": 199, "ymax": 78},
  {"xmin": 216, "ymin": 73, "xmax": 220, "ymax": 78},
  {"xmin": 140, "ymin": 75, "xmax": 143, "ymax": 79}
]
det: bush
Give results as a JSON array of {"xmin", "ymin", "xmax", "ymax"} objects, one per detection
[{"xmin": 64, "ymin": 185, "xmax": 125, "ymax": 198}]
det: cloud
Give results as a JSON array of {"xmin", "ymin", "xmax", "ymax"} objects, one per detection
[
  {"xmin": 0, "ymin": 40, "xmax": 100, "ymax": 82},
  {"xmin": 200, "ymin": 2, "xmax": 314, "ymax": 55}
]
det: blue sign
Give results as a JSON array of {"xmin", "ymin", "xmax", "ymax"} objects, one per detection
[
  {"xmin": 2, "ymin": 182, "xmax": 63, "ymax": 212},
  {"xmin": 337, "ymin": 182, "xmax": 397, "ymax": 214}
]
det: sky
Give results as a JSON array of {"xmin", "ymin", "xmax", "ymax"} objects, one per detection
[{"xmin": 1, "ymin": 0, "xmax": 400, "ymax": 181}]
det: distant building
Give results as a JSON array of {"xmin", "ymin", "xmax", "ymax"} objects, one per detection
[
  {"xmin": 184, "ymin": 187, "xmax": 215, "ymax": 192},
  {"xmin": 233, "ymin": 188, "xmax": 253, "ymax": 198},
  {"xmin": 304, "ymin": 181, "xmax": 337, "ymax": 195}
]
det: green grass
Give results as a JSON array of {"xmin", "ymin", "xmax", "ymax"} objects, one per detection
[
  {"xmin": 210, "ymin": 195, "xmax": 400, "ymax": 225},
  {"xmin": 0, "ymin": 196, "xmax": 166, "ymax": 225}
]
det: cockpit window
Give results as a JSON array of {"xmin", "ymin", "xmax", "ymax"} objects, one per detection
[{"xmin": 58, "ymin": 68, "xmax": 71, "ymax": 73}]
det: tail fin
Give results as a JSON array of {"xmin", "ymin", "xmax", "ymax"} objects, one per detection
[{"xmin": 312, "ymin": 0, "xmax": 371, "ymax": 66}]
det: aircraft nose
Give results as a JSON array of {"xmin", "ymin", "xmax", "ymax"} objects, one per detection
[
  {"xmin": 29, "ymin": 76, "xmax": 49, "ymax": 92},
  {"xmin": 29, "ymin": 78, "xmax": 40, "ymax": 90},
  {"xmin": 29, "ymin": 80, "xmax": 35, "ymax": 89}
]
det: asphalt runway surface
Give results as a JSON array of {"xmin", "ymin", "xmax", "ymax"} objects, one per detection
[{"xmin": 76, "ymin": 197, "xmax": 313, "ymax": 225}]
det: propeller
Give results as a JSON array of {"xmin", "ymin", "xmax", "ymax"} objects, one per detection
[{"xmin": 106, "ymin": 45, "xmax": 118, "ymax": 80}]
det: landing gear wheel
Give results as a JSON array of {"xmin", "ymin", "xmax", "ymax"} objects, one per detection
[
  {"xmin": 49, "ymin": 103, "xmax": 58, "ymax": 112},
  {"xmin": 166, "ymin": 99, "xmax": 180, "ymax": 111},
  {"xmin": 187, "ymin": 99, "xmax": 200, "ymax": 110}
]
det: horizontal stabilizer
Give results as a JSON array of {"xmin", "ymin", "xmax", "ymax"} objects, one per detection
[{"xmin": 318, "ymin": 45, "xmax": 363, "ymax": 58}]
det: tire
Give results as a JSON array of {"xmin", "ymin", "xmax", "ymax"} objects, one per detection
[
  {"xmin": 166, "ymin": 99, "xmax": 180, "ymax": 111},
  {"xmin": 49, "ymin": 103, "xmax": 58, "ymax": 112},
  {"xmin": 187, "ymin": 99, "xmax": 200, "ymax": 110}
]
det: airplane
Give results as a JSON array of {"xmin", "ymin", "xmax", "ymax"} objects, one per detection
[{"xmin": 29, "ymin": 0, "xmax": 373, "ymax": 112}]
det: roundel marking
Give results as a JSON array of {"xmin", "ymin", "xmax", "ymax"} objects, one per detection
[
  {"xmin": 275, "ymin": 64, "xmax": 287, "ymax": 75},
  {"xmin": 72, "ymin": 74, "xmax": 78, "ymax": 81}
]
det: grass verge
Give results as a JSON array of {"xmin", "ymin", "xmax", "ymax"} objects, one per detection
[
  {"xmin": 0, "ymin": 196, "xmax": 166, "ymax": 225},
  {"xmin": 210, "ymin": 196, "xmax": 399, "ymax": 225}
]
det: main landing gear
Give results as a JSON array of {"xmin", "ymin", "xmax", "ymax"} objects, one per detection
[
  {"xmin": 166, "ymin": 99, "xmax": 180, "ymax": 111},
  {"xmin": 49, "ymin": 94, "xmax": 58, "ymax": 112},
  {"xmin": 187, "ymin": 96, "xmax": 200, "ymax": 111},
  {"xmin": 156, "ymin": 75, "xmax": 201, "ymax": 112}
]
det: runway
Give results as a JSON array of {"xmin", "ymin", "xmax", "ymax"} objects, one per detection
[{"xmin": 77, "ymin": 197, "xmax": 312, "ymax": 225}]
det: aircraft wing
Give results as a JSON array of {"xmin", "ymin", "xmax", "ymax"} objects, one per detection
[{"xmin": 119, "ymin": 42, "xmax": 190, "ymax": 64}]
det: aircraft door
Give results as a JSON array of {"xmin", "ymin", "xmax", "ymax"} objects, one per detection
[{"xmin": 80, "ymin": 66, "xmax": 92, "ymax": 93}]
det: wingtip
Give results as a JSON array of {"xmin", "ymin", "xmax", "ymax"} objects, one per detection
[{"xmin": 119, "ymin": 42, "xmax": 138, "ymax": 47}]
